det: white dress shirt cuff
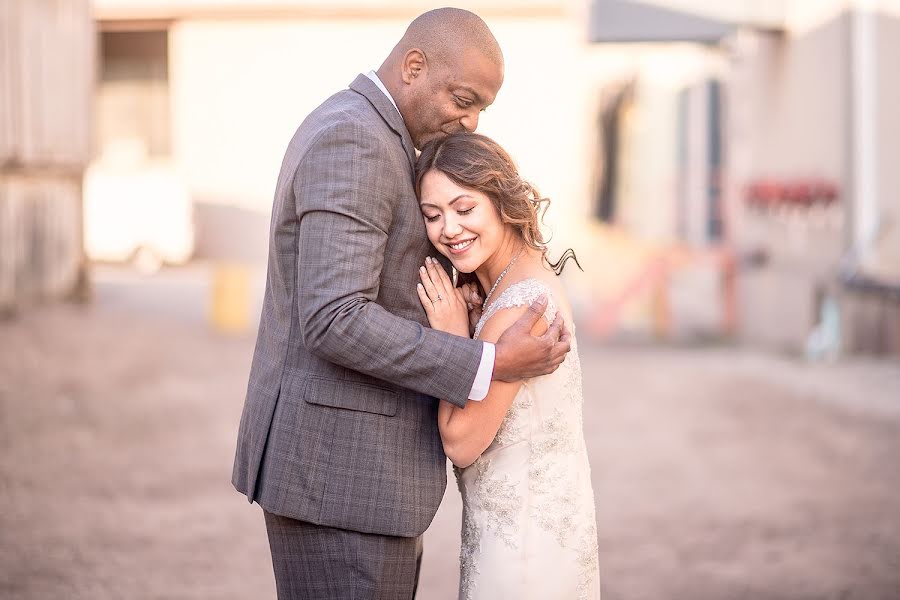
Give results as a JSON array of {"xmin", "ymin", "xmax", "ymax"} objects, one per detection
[{"xmin": 468, "ymin": 342, "xmax": 495, "ymax": 401}]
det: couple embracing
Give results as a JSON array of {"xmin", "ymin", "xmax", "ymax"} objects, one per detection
[{"xmin": 232, "ymin": 8, "xmax": 600, "ymax": 599}]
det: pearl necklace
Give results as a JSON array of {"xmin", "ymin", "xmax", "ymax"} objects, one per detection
[{"xmin": 482, "ymin": 246, "xmax": 524, "ymax": 311}]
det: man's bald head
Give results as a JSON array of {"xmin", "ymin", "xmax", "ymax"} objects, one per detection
[
  {"xmin": 395, "ymin": 8, "xmax": 503, "ymax": 72},
  {"xmin": 377, "ymin": 8, "xmax": 505, "ymax": 149}
]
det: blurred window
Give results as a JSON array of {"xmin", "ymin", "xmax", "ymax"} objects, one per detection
[
  {"xmin": 594, "ymin": 82, "xmax": 633, "ymax": 223},
  {"xmin": 707, "ymin": 79, "xmax": 723, "ymax": 241},
  {"xmin": 97, "ymin": 30, "xmax": 170, "ymax": 160},
  {"xmin": 676, "ymin": 78, "xmax": 723, "ymax": 243}
]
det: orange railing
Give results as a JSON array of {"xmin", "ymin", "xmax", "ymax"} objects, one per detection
[{"xmin": 585, "ymin": 242, "xmax": 736, "ymax": 340}]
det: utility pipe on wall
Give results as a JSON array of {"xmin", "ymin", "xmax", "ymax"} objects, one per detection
[{"xmin": 851, "ymin": 0, "xmax": 879, "ymax": 258}]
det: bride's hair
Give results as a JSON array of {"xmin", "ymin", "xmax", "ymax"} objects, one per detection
[{"xmin": 414, "ymin": 132, "xmax": 580, "ymax": 276}]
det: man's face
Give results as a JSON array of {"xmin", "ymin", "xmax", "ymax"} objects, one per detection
[{"xmin": 403, "ymin": 48, "xmax": 503, "ymax": 149}]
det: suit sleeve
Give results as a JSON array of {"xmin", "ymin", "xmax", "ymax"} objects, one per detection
[{"xmin": 293, "ymin": 119, "xmax": 481, "ymax": 407}]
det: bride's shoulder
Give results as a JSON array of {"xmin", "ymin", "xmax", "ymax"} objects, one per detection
[
  {"xmin": 497, "ymin": 277, "xmax": 557, "ymax": 309},
  {"xmin": 475, "ymin": 276, "xmax": 563, "ymax": 341}
]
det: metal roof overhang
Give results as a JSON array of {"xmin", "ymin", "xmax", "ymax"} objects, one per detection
[{"xmin": 589, "ymin": 0, "xmax": 736, "ymax": 44}]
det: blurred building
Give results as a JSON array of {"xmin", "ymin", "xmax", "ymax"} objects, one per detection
[
  {"xmin": 86, "ymin": 0, "xmax": 899, "ymax": 355},
  {"xmin": 0, "ymin": 0, "xmax": 94, "ymax": 313},
  {"xmin": 585, "ymin": 0, "xmax": 900, "ymax": 355},
  {"xmin": 89, "ymin": 0, "xmax": 590, "ymax": 266}
]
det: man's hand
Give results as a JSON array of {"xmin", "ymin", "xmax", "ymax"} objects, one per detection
[{"xmin": 492, "ymin": 295, "xmax": 571, "ymax": 382}]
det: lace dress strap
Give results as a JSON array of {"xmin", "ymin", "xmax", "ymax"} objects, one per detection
[{"xmin": 474, "ymin": 278, "xmax": 558, "ymax": 340}]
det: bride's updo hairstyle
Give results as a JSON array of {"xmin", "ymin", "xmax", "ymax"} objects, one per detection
[{"xmin": 415, "ymin": 132, "xmax": 579, "ymax": 275}]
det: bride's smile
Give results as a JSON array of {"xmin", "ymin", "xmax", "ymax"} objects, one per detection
[{"xmin": 447, "ymin": 238, "xmax": 476, "ymax": 254}]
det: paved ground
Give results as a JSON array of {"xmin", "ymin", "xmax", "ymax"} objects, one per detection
[{"xmin": 2, "ymin": 266, "xmax": 900, "ymax": 599}]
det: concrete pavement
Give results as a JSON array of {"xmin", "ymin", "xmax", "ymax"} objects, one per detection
[{"xmin": 2, "ymin": 266, "xmax": 899, "ymax": 599}]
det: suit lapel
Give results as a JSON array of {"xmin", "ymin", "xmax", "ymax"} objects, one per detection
[{"xmin": 349, "ymin": 74, "xmax": 416, "ymax": 172}]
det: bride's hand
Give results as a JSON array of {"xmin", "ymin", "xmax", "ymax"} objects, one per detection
[
  {"xmin": 460, "ymin": 282, "xmax": 484, "ymax": 336},
  {"xmin": 417, "ymin": 257, "xmax": 471, "ymax": 338}
]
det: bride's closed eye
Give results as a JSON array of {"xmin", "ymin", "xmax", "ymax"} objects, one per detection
[{"xmin": 423, "ymin": 207, "xmax": 474, "ymax": 223}]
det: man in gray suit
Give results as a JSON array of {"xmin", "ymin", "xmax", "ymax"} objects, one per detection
[{"xmin": 232, "ymin": 8, "xmax": 571, "ymax": 598}]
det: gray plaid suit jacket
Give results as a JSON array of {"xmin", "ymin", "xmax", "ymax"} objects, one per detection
[{"xmin": 232, "ymin": 74, "xmax": 484, "ymax": 538}]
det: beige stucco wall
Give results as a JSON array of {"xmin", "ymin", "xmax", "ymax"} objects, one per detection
[
  {"xmin": 166, "ymin": 12, "xmax": 598, "ymax": 260},
  {"xmin": 726, "ymin": 0, "xmax": 900, "ymax": 352},
  {"xmin": 872, "ymin": 12, "xmax": 900, "ymax": 279},
  {"xmin": 727, "ymin": 11, "xmax": 851, "ymax": 350}
]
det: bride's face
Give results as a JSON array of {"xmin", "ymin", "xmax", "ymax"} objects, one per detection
[{"xmin": 419, "ymin": 169, "xmax": 506, "ymax": 274}]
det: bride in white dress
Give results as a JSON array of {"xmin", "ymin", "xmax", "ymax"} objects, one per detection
[{"xmin": 414, "ymin": 133, "xmax": 601, "ymax": 599}]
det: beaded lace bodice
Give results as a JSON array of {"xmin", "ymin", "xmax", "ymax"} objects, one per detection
[
  {"xmin": 473, "ymin": 278, "xmax": 560, "ymax": 340},
  {"xmin": 455, "ymin": 278, "xmax": 600, "ymax": 600}
]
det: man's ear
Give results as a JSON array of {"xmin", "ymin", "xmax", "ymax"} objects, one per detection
[{"xmin": 401, "ymin": 49, "xmax": 427, "ymax": 84}]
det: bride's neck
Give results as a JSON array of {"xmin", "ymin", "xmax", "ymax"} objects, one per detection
[{"xmin": 475, "ymin": 235, "xmax": 537, "ymax": 296}]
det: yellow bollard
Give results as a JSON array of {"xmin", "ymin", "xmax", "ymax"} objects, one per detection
[
  {"xmin": 210, "ymin": 262, "xmax": 251, "ymax": 334},
  {"xmin": 651, "ymin": 265, "xmax": 671, "ymax": 340}
]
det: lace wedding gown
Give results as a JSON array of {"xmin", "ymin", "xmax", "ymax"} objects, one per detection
[{"xmin": 454, "ymin": 278, "xmax": 601, "ymax": 600}]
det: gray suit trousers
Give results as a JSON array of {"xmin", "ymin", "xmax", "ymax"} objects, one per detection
[{"xmin": 264, "ymin": 510, "xmax": 423, "ymax": 600}]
